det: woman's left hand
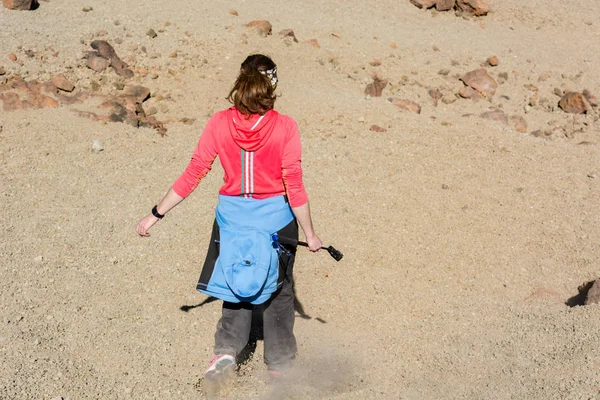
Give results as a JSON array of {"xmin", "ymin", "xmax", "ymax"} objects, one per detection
[{"xmin": 136, "ymin": 214, "xmax": 160, "ymax": 237}]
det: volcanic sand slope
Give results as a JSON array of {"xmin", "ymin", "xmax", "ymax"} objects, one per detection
[{"xmin": 1, "ymin": 0, "xmax": 600, "ymax": 399}]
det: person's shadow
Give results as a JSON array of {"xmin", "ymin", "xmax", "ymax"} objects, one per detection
[{"xmin": 179, "ymin": 282, "xmax": 326, "ymax": 365}]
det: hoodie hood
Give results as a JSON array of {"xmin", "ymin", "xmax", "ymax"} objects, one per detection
[{"xmin": 227, "ymin": 107, "xmax": 278, "ymax": 152}]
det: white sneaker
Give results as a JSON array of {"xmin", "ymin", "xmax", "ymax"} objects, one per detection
[{"xmin": 204, "ymin": 354, "xmax": 236, "ymax": 380}]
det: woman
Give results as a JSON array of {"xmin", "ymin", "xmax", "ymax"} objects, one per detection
[{"xmin": 136, "ymin": 54, "xmax": 322, "ymax": 380}]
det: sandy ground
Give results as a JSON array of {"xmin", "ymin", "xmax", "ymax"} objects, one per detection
[{"xmin": 1, "ymin": 0, "xmax": 600, "ymax": 399}]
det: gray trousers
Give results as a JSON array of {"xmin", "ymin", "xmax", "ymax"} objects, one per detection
[
  {"xmin": 214, "ymin": 272, "xmax": 297, "ymax": 370},
  {"xmin": 207, "ymin": 219, "xmax": 299, "ymax": 370}
]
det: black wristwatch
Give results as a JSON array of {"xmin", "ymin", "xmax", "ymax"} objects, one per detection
[{"xmin": 152, "ymin": 205, "xmax": 165, "ymax": 219}]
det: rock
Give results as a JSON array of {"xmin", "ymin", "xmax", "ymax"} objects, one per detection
[
  {"xmin": 279, "ymin": 29, "xmax": 298, "ymax": 43},
  {"xmin": 388, "ymin": 97, "xmax": 421, "ymax": 114},
  {"xmin": 2, "ymin": 0, "xmax": 33, "ymax": 10},
  {"xmin": 486, "ymin": 56, "xmax": 499, "ymax": 66},
  {"xmin": 90, "ymin": 40, "xmax": 134, "ymax": 78},
  {"xmin": 331, "ymin": 31, "xmax": 342, "ymax": 38},
  {"xmin": 0, "ymin": 67, "xmax": 6, "ymax": 75},
  {"xmin": 585, "ymin": 279, "xmax": 600, "ymax": 305},
  {"xmin": 369, "ymin": 58, "xmax": 382, "ymax": 67},
  {"xmin": 228, "ymin": 9, "xmax": 238, "ymax": 16},
  {"xmin": 410, "ymin": 0, "xmax": 437, "ymax": 9},
  {"xmin": 456, "ymin": 0, "xmax": 489, "ymax": 15},
  {"xmin": 460, "ymin": 68, "xmax": 498, "ymax": 97},
  {"xmin": 51, "ymin": 74, "xmax": 75, "ymax": 92},
  {"xmin": 364, "ymin": 76, "xmax": 388, "ymax": 97},
  {"xmin": 497, "ymin": 72, "xmax": 509, "ymax": 84},
  {"xmin": 146, "ymin": 106, "xmax": 157, "ymax": 116},
  {"xmin": 390, "ymin": 43, "xmax": 398, "ymax": 49},
  {"xmin": 582, "ymin": 89, "xmax": 598, "ymax": 107},
  {"xmin": 0, "ymin": 92, "xmax": 26, "ymax": 111},
  {"xmin": 435, "ymin": 0, "xmax": 455, "ymax": 11},
  {"xmin": 86, "ymin": 53, "xmax": 110, "ymax": 72},
  {"xmin": 370, "ymin": 124, "xmax": 387, "ymax": 132},
  {"xmin": 30, "ymin": 93, "xmax": 59, "ymax": 109},
  {"xmin": 531, "ymin": 129, "xmax": 553, "ymax": 138},
  {"xmin": 458, "ymin": 86, "xmax": 479, "ymax": 99},
  {"xmin": 438, "ymin": 68, "xmax": 450, "ymax": 76},
  {"xmin": 82, "ymin": 6, "xmax": 92, "ymax": 12},
  {"xmin": 558, "ymin": 92, "xmax": 589, "ymax": 114},
  {"xmin": 442, "ymin": 93, "xmax": 457, "ymax": 104},
  {"xmin": 146, "ymin": 29, "xmax": 158, "ymax": 38},
  {"xmin": 169, "ymin": 52, "xmax": 177, "ymax": 58},
  {"xmin": 8, "ymin": 53, "xmax": 17, "ymax": 62},
  {"xmin": 510, "ymin": 115, "xmax": 528, "ymax": 133},
  {"xmin": 305, "ymin": 39, "xmax": 320, "ymax": 48},
  {"xmin": 428, "ymin": 88, "xmax": 442, "ymax": 106},
  {"xmin": 244, "ymin": 20, "xmax": 272, "ymax": 37},
  {"xmin": 480, "ymin": 109, "xmax": 508, "ymax": 125},
  {"xmin": 122, "ymin": 85, "xmax": 150, "ymax": 103},
  {"xmin": 538, "ymin": 72, "xmax": 551, "ymax": 82},
  {"xmin": 91, "ymin": 139, "xmax": 104, "ymax": 153}
]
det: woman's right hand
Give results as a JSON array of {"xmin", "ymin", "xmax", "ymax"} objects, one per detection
[
  {"xmin": 306, "ymin": 235, "xmax": 323, "ymax": 252},
  {"xmin": 136, "ymin": 214, "xmax": 160, "ymax": 237}
]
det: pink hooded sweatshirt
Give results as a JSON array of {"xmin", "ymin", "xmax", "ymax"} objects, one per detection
[{"xmin": 172, "ymin": 107, "xmax": 308, "ymax": 208}]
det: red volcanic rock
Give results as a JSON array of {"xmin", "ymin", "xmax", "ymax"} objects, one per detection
[
  {"xmin": 30, "ymin": 93, "xmax": 59, "ymax": 109},
  {"xmin": 2, "ymin": 0, "xmax": 33, "ymax": 10},
  {"xmin": 435, "ymin": 0, "xmax": 455, "ymax": 11},
  {"xmin": 456, "ymin": 0, "xmax": 489, "ymax": 15},
  {"xmin": 388, "ymin": 97, "xmax": 421, "ymax": 114},
  {"xmin": 244, "ymin": 20, "xmax": 272, "ymax": 37},
  {"xmin": 460, "ymin": 68, "xmax": 498, "ymax": 97},
  {"xmin": 510, "ymin": 115, "xmax": 528, "ymax": 133},
  {"xmin": 458, "ymin": 86, "xmax": 479, "ymax": 99},
  {"xmin": 480, "ymin": 109, "xmax": 508, "ymax": 125},
  {"xmin": 305, "ymin": 39, "xmax": 320, "ymax": 48},
  {"xmin": 364, "ymin": 76, "xmax": 388, "ymax": 97},
  {"xmin": 370, "ymin": 125, "xmax": 387, "ymax": 132},
  {"xmin": 428, "ymin": 88, "xmax": 442, "ymax": 106},
  {"xmin": 486, "ymin": 56, "xmax": 499, "ymax": 66},
  {"xmin": 279, "ymin": 29, "xmax": 298, "ymax": 43},
  {"xmin": 86, "ymin": 53, "xmax": 110, "ymax": 72},
  {"xmin": 122, "ymin": 85, "xmax": 150, "ymax": 103},
  {"xmin": 369, "ymin": 58, "xmax": 382, "ymax": 67},
  {"xmin": 410, "ymin": 0, "xmax": 436, "ymax": 9},
  {"xmin": 90, "ymin": 40, "xmax": 133, "ymax": 78},
  {"xmin": 51, "ymin": 74, "xmax": 75, "ymax": 92},
  {"xmin": 0, "ymin": 92, "xmax": 26, "ymax": 111},
  {"xmin": 558, "ymin": 92, "xmax": 589, "ymax": 114}
]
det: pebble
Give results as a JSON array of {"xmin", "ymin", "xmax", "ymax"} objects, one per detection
[
  {"xmin": 486, "ymin": 56, "xmax": 499, "ymax": 66},
  {"xmin": 147, "ymin": 29, "xmax": 158, "ymax": 39},
  {"xmin": 91, "ymin": 140, "xmax": 104, "ymax": 153},
  {"xmin": 244, "ymin": 20, "xmax": 272, "ymax": 37}
]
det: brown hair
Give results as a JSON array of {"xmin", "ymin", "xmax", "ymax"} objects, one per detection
[{"xmin": 227, "ymin": 54, "xmax": 277, "ymax": 116}]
